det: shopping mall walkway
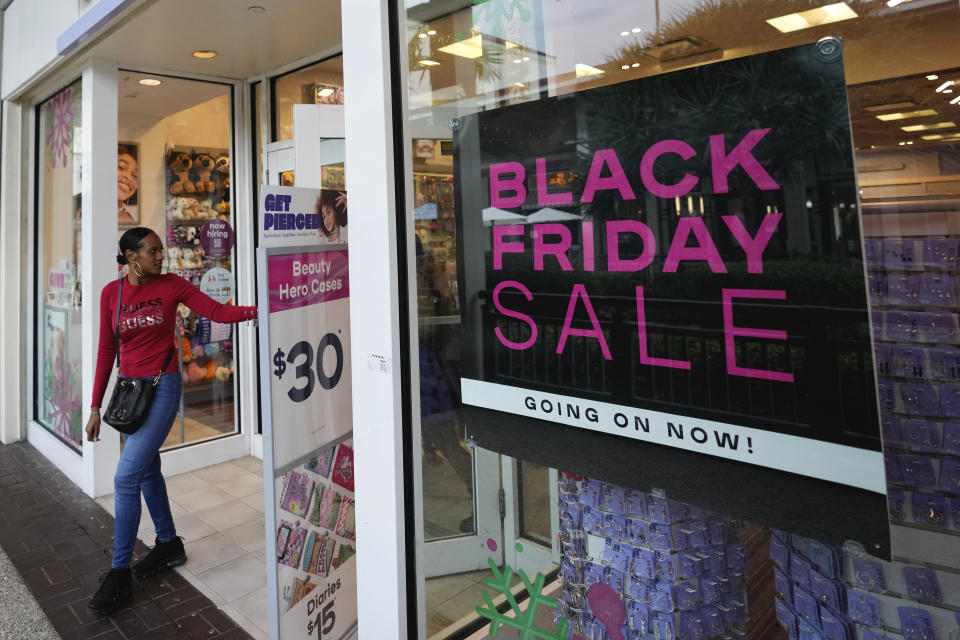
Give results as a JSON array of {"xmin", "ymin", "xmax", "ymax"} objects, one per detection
[{"xmin": 0, "ymin": 441, "xmax": 252, "ymax": 640}]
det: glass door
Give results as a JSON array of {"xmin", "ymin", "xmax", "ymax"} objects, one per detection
[{"xmin": 502, "ymin": 458, "xmax": 560, "ymax": 578}]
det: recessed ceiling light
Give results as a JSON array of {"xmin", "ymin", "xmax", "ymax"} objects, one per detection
[
  {"xmin": 875, "ymin": 109, "xmax": 937, "ymax": 121},
  {"xmin": 631, "ymin": 27, "xmax": 642, "ymax": 33},
  {"xmin": 950, "ymin": 95, "xmax": 960, "ymax": 105},
  {"xmin": 935, "ymin": 80, "xmax": 955, "ymax": 92},
  {"xmin": 317, "ymin": 88, "xmax": 335, "ymax": 97},
  {"xmin": 438, "ymin": 35, "xmax": 483, "ymax": 59},
  {"xmin": 513, "ymin": 59, "xmax": 522, "ymax": 64},
  {"xmin": 522, "ymin": 56, "xmax": 529, "ymax": 61},
  {"xmin": 631, "ymin": 62, "xmax": 640, "ymax": 68},
  {"xmin": 192, "ymin": 50, "xmax": 217, "ymax": 59},
  {"xmin": 427, "ymin": 29, "xmax": 436, "ymax": 35},
  {"xmin": 620, "ymin": 31, "xmax": 629, "ymax": 36},
  {"xmin": 766, "ymin": 3, "xmax": 858, "ymax": 33},
  {"xmin": 247, "ymin": 5, "xmax": 265, "ymax": 13},
  {"xmin": 887, "ymin": 0, "xmax": 907, "ymax": 6},
  {"xmin": 575, "ymin": 63, "xmax": 605, "ymax": 78},
  {"xmin": 944, "ymin": 89, "xmax": 954, "ymax": 94},
  {"xmin": 926, "ymin": 74, "xmax": 939, "ymax": 80},
  {"xmin": 922, "ymin": 134, "xmax": 944, "ymax": 140},
  {"xmin": 418, "ymin": 33, "xmax": 427, "ymax": 39},
  {"xmin": 863, "ymin": 101, "xmax": 916, "ymax": 112},
  {"xmin": 138, "ymin": 78, "xmax": 162, "ymax": 86},
  {"xmin": 621, "ymin": 64, "xmax": 630, "ymax": 70},
  {"xmin": 513, "ymin": 82, "xmax": 525, "ymax": 87},
  {"xmin": 901, "ymin": 121, "xmax": 956, "ymax": 131},
  {"xmin": 419, "ymin": 59, "xmax": 440, "ymax": 66}
]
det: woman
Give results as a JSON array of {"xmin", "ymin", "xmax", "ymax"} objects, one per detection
[
  {"xmin": 317, "ymin": 189, "xmax": 348, "ymax": 244},
  {"xmin": 118, "ymin": 144, "xmax": 139, "ymax": 224},
  {"xmin": 84, "ymin": 227, "xmax": 256, "ymax": 616}
]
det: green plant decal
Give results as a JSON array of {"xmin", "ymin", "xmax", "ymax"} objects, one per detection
[{"xmin": 475, "ymin": 557, "xmax": 569, "ymax": 639}]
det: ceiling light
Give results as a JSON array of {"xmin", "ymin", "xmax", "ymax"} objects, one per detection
[
  {"xmin": 898, "ymin": 141, "xmax": 906, "ymax": 146},
  {"xmin": 513, "ymin": 82, "xmax": 524, "ymax": 87},
  {"xmin": 766, "ymin": 3, "xmax": 858, "ymax": 33},
  {"xmin": 935, "ymin": 80, "xmax": 955, "ymax": 92},
  {"xmin": 437, "ymin": 35, "xmax": 483, "ymax": 59},
  {"xmin": 945, "ymin": 89, "xmax": 954, "ymax": 94},
  {"xmin": 575, "ymin": 63, "xmax": 605, "ymax": 78},
  {"xmin": 317, "ymin": 88, "xmax": 335, "ymax": 97},
  {"xmin": 950, "ymin": 95, "xmax": 960, "ymax": 105},
  {"xmin": 927, "ymin": 74, "xmax": 939, "ymax": 80},
  {"xmin": 192, "ymin": 50, "xmax": 217, "ymax": 59},
  {"xmin": 504, "ymin": 41, "xmax": 518, "ymax": 49},
  {"xmin": 886, "ymin": 0, "xmax": 907, "ymax": 6},
  {"xmin": 922, "ymin": 134, "xmax": 944, "ymax": 140},
  {"xmin": 864, "ymin": 101, "xmax": 916, "ymax": 112},
  {"xmin": 901, "ymin": 121, "xmax": 956, "ymax": 131},
  {"xmin": 247, "ymin": 5, "xmax": 265, "ymax": 13},
  {"xmin": 427, "ymin": 29, "xmax": 436, "ymax": 35},
  {"xmin": 419, "ymin": 59, "xmax": 440, "ymax": 66},
  {"xmin": 138, "ymin": 78, "xmax": 162, "ymax": 86},
  {"xmin": 631, "ymin": 27, "xmax": 642, "ymax": 33},
  {"xmin": 513, "ymin": 59, "xmax": 522, "ymax": 64},
  {"xmin": 522, "ymin": 56, "xmax": 529, "ymax": 61},
  {"xmin": 631, "ymin": 62, "xmax": 640, "ymax": 68},
  {"xmin": 418, "ymin": 33, "xmax": 427, "ymax": 39},
  {"xmin": 620, "ymin": 31, "xmax": 629, "ymax": 36},
  {"xmin": 875, "ymin": 109, "xmax": 937, "ymax": 121},
  {"xmin": 621, "ymin": 64, "xmax": 630, "ymax": 70},
  {"xmin": 906, "ymin": 140, "xmax": 913, "ymax": 144}
]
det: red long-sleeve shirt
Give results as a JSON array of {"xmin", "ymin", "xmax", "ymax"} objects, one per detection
[{"xmin": 92, "ymin": 274, "xmax": 255, "ymax": 407}]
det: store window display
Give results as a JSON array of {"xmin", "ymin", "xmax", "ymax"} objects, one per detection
[
  {"xmin": 35, "ymin": 78, "xmax": 84, "ymax": 452},
  {"xmin": 117, "ymin": 71, "xmax": 239, "ymax": 448},
  {"xmin": 402, "ymin": 0, "xmax": 960, "ymax": 637}
]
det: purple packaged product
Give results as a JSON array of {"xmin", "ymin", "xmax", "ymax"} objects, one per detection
[
  {"xmin": 726, "ymin": 543, "xmax": 747, "ymax": 569},
  {"xmin": 809, "ymin": 569, "xmax": 841, "ymax": 610},
  {"xmin": 865, "ymin": 238, "xmax": 882, "ymax": 268},
  {"xmin": 902, "ymin": 420, "xmax": 940, "ymax": 453},
  {"xmin": 774, "ymin": 567, "xmax": 792, "ymax": 600},
  {"xmin": 921, "ymin": 312, "xmax": 959, "ymax": 343},
  {"xmin": 688, "ymin": 504, "xmax": 711, "ymax": 519},
  {"xmin": 863, "ymin": 631, "xmax": 893, "ymax": 640},
  {"xmin": 708, "ymin": 518, "xmax": 728, "ymax": 545},
  {"xmin": 770, "ymin": 534, "xmax": 790, "ymax": 570},
  {"xmin": 790, "ymin": 554, "xmax": 812, "ymax": 590},
  {"xmin": 952, "ymin": 499, "xmax": 960, "ymax": 529},
  {"xmin": 892, "ymin": 347, "xmax": 925, "ymax": 379},
  {"xmin": 601, "ymin": 484, "xmax": 626, "ymax": 513},
  {"xmin": 875, "ymin": 344, "xmax": 892, "ymax": 377},
  {"xmin": 900, "ymin": 382, "xmax": 939, "ymax": 415},
  {"xmin": 886, "ymin": 311, "xmax": 921, "ymax": 341},
  {"xmin": 945, "ymin": 422, "xmax": 960, "ymax": 455},
  {"xmin": 678, "ymin": 611, "xmax": 704, "ymax": 640},
  {"xmin": 583, "ymin": 561, "xmax": 605, "ymax": 586},
  {"xmin": 883, "ymin": 238, "xmax": 917, "ymax": 270},
  {"xmin": 685, "ymin": 521, "xmax": 710, "ymax": 548},
  {"xmin": 929, "ymin": 349, "xmax": 960, "ymax": 380},
  {"xmin": 603, "ymin": 566, "xmax": 626, "ymax": 596},
  {"xmin": 919, "ymin": 273, "xmax": 955, "ymax": 307},
  {"xmin": 803, "ymin": 539, "xmax": 839, "ymax": 579},
  {"xmin": 632, "ymin": 548, "xmax": 656, "ymax": 580},
  {"xmin": 881, "ymin": 414, "xmax": 902, "ymax": 446},
  {"xmin": 628, "ymin": 575, "xmax": 652, "ymax": 603},
  {"xmin": 888, "ymin": 274, "xmax": 920, "ymax": 305},
  {"xmin": 940, "ymin": 385, "xmax": 960, "ymax": 418},
  {"xmin": 625, "ymin": 517, "xmax": 648, "ymax": 545},
  {"xmin": 792, "ymin": 585, "xmax": 819, "ymax": 624},
  {"xmin": 679, "ymin": 552, "xmax": 703, "ymax": 579},
  {"xmin": 923, "ymin": 236, "xmax": 960, "ymax": 270},
  {"xmin": 650, "ymin": 582, "xmax": 676, "ymax": 612},
  {"xmin": 653, "ymin": 614, "xmax": 675, "ymax": 640},
  {"xmin": 580, "ymin": 480, "xmax": 602, "ymax": 508},
  {"xmin": 582, "ymin": 505, "xmax": 603, "ymax": 536},
  {"xmin": 912, "ymin": 491, "xmax": 947, "ymax": 528},
  {"xmin": 706, "ymin": 547, "xmax": 726, "ymax": 575},
  {"xmin": 888, "ymin": 490, "xmax": 906, "ymax": 521},
  {"xmin": 797, "ymin": 618, "xmax": 825, "ymax": 640},
  {"xmin": 728, "ymin": 570, "xmax": 745, "ymax": 593},
  {"xmin": 655, "ymin": 551, "xmax": 677, "ymax": 580},
  {"xmin": 884, "ymin": 451, "xmax": 903, "ymax": 484},
  {"xmin": 624, "ymin": 490, "xmax": 646, "ymax": 516},
  {"xmin": 851, "ymin": 558, "xmax": 887, "ymax": 593},
  {"xmin": 872, "ymin": 310, "xmax": 884, "ymax": 341},
  {"xmin": 775, "ymin": 599, "xmax": 799, "ymax": 640},
  {"xmin": 868, "ymin": 272, "xmax": 888, "ymax": 304},
  {"xmin": 648, "ymin": 495, "xmax": 685, "ymax": 524},
  {"xmin": 903, "ymin": 566, "xmax": 942, "ymax": 602},
  {"xmin": 847, "ymin": 589, "xmax": 880, "ymax": 627},
  {"xmin": 677, "ymin": 580, "xmax": 699, "ymax": 611},
  {"xmin": 603, "ymin": 513, "xmax": 627, "ymax": 539},
  {"xmin": 720, "ymin": 598, "xmax": 746, "ymax": 623},
  {"xmin": 603, "ymin": 542, "xmax": 634, "ymax": 574},
  {"xmin": 626, "ymin": 600, "xmax": 649, "ymax": 635},
  {"xmin": 897, "ymin": 606, "xmax": 937, "ymax": 640},
  {"xmin": 700, "ymin": 606, "xmax": 723, "ymax": 638},
  {"xmin": 877, "ymin": 381, "xmax": 897, "ymax": 412},
  {"xmin": 819, "ymin": 614, "xmax": 851, "ymax": 640},
  {"xmin": 939, "ymin": 458, "xmax": 960, "ymax": 496},
  {"xmin": 898, "ymin": 454, "xmax": 937, "ymax": 487}
]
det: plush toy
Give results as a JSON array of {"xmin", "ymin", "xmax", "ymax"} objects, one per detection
[
  {"xmin": 183, "ymin": 197, "xmax": 200, "ymax": 219},
  {"xmin": 182, "ymin": 247, "xmax": 203, "ymax": 269},
  {"xmin": 186, "ymin": 361, "xmax": 205, "ymax": 384},
  {"xmin": 193, "ymin": 153, "xmax": 217, "ymax": 194},
  {"xmin": 214, "ymin": 155, "xmax": 230, "ymax": 192},
  {"xmin": 177, "ymin": 304, "xmax": 197, "ymax": 337},
  {"xmin": 204, "ymin": 360, "xmax": 217, "ymax": 380},
  {"xmin": 167, "ymin": 150, "xmax": 195, "ymax": 195},
  {"xmin": 179, "ymin": 336, "xmax": 193, "ymax": 362},
  {"xmin": 165, "ymin": 246, "xmax": 183, "ymax": 270},
  {"xmin": 172, "ymin": 225, "xmax": 199, "ymax": 246},
  {"xmin": 192, "ymin": 341, "xmax": 205, "ymax": 358},
  {"xmin": 197, "ymin": 199, "xmax": 214, "ymax": 218},
  {"xmin": 215, "ymin": 200, "xmax": 230, "ymax": 215},
  {"xmin": 215, "ymin": 365, "xmax": 232, "ymax": 382}
]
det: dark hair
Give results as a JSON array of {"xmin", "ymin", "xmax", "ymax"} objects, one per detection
[
  {"xmin": 117, "ymin": 227, "xmax": 155, "ymax": 265},
  {"xmin": 316, "ymin": 190, "xmax": 347, "ymax": 238}
]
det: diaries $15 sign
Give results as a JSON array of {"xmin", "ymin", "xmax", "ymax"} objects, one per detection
[{"xmin": 453, "ymin": 42, "xmax": 884, "ymax": 494}]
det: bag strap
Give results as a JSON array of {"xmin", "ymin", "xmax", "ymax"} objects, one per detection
[{"xmin": 114, "ymin": 277, "xmax": 123, "ymax": 371}]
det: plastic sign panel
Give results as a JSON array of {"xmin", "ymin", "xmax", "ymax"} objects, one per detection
[
  {"xmin": 453, "ymin": 43, "xmax": 886, "ymax": 536},
  {"xmin": 259, "ymin": 184, "xmax": 349, "ymax": 248}
]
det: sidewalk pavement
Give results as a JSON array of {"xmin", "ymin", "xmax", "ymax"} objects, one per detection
[{"xmin": 0, "ymin": 441, "xmax": 253, "ymax": 640}]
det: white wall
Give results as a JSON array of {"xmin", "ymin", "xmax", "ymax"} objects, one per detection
[{"xmin": 1, "ymin": 0, "xmax": 81, "ymax": 98}]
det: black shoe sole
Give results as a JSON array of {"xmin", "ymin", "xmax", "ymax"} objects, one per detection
[
  {"xmin": 131, "ymin": 553, "xmax": 187, "ymax": 579},
  {"xmin": 86, "ymin": 590, "xmax": 132, "ymax": 617}
]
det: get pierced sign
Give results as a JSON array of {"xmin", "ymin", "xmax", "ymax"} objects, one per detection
[{"xmin": 455, "ymin": 43, "xmax": 885, "ymax": 493}]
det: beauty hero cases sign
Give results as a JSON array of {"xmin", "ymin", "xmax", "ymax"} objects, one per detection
[{"xmin": 454, "ymin": 43, "xmax": 886, "ymax": 517}]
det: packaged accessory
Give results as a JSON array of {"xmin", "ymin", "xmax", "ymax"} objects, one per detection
[
  {"xmin": 897, "ymin": 606, "xmax": 936, "ymax": 640},
  {"xmin": 911, "ymin": 492, "xmax": 947, "ymax": 528},
  {"xmin": 903, "ymin": 567, "xmax": 942, "ymax": 602},
  {"xmin": 847, "ymin": 589, "xmax": 880, "ymax": 627},
  {"xmin": 851, "ymin": 558, "xmax": 887, "ymax": 593},
  {"xmin": 103, "ymin": 278, "xmax": 176, "ymax": 434}
]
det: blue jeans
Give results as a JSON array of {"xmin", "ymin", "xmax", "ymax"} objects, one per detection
[{"xmin": 111, "ymin": 373, "xmax": 182, "ymax": 569}]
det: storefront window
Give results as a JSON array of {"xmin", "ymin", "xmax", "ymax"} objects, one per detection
[
  {"xmin": 35, "ymin": 79, "xmax": 84, "ymax": 452},
  {"xmin": 402, "ymin": 0, "xmax": 960, "ymax": 637},
  {"xmin": 271, "ymin": 56, "xmax": 344, "ymax": 142},
  {"xmin": 118, "ymin": 71, "xmax": 239, "ymax": 449}
]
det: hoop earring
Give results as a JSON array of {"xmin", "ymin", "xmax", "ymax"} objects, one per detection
[{"xmin": 131, "ymin": 260, "xmax": 144, "ymax": 278}]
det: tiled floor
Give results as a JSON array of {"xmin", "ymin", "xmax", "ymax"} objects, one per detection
[
  {"xmin": 97, "ymin": 456, "xmax": 270, "ymax": 639},
  {"xmin": 425, "ymin": 568, "xmax": 521, "ymax": 638}
]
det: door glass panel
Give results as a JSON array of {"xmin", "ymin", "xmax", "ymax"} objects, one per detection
[
  {"xmin": 272, "ymin": 56, "xmax": 344, "ymax": 142},
  {"xmin": 35, "ymin": 78, "xmax": 84, "ymax": 453},
  {"xmin": 518, "ymin": 460, "xmax": 550, "ymax": 545},
  {"xmin": 117, "ymin": 71, "xmax": 238, "ymax": 449}
]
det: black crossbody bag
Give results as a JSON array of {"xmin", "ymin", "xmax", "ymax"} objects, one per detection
[{"xmin": 103, "ymin": 277, "xmax": 176, "ymax": 434}]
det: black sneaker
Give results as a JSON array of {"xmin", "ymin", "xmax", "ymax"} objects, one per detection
[
  {"xmin": 87, "ymin": 567, "xmax": 132, "ymax": 616},
  {"xmin": 132, "ymin": 536, "xmax": 187, "ymax": 578}
]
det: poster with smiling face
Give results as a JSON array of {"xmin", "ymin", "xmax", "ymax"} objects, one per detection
[{"xmin": 118, "ymin": 142, "xmax": 139, "ymax": 224}]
